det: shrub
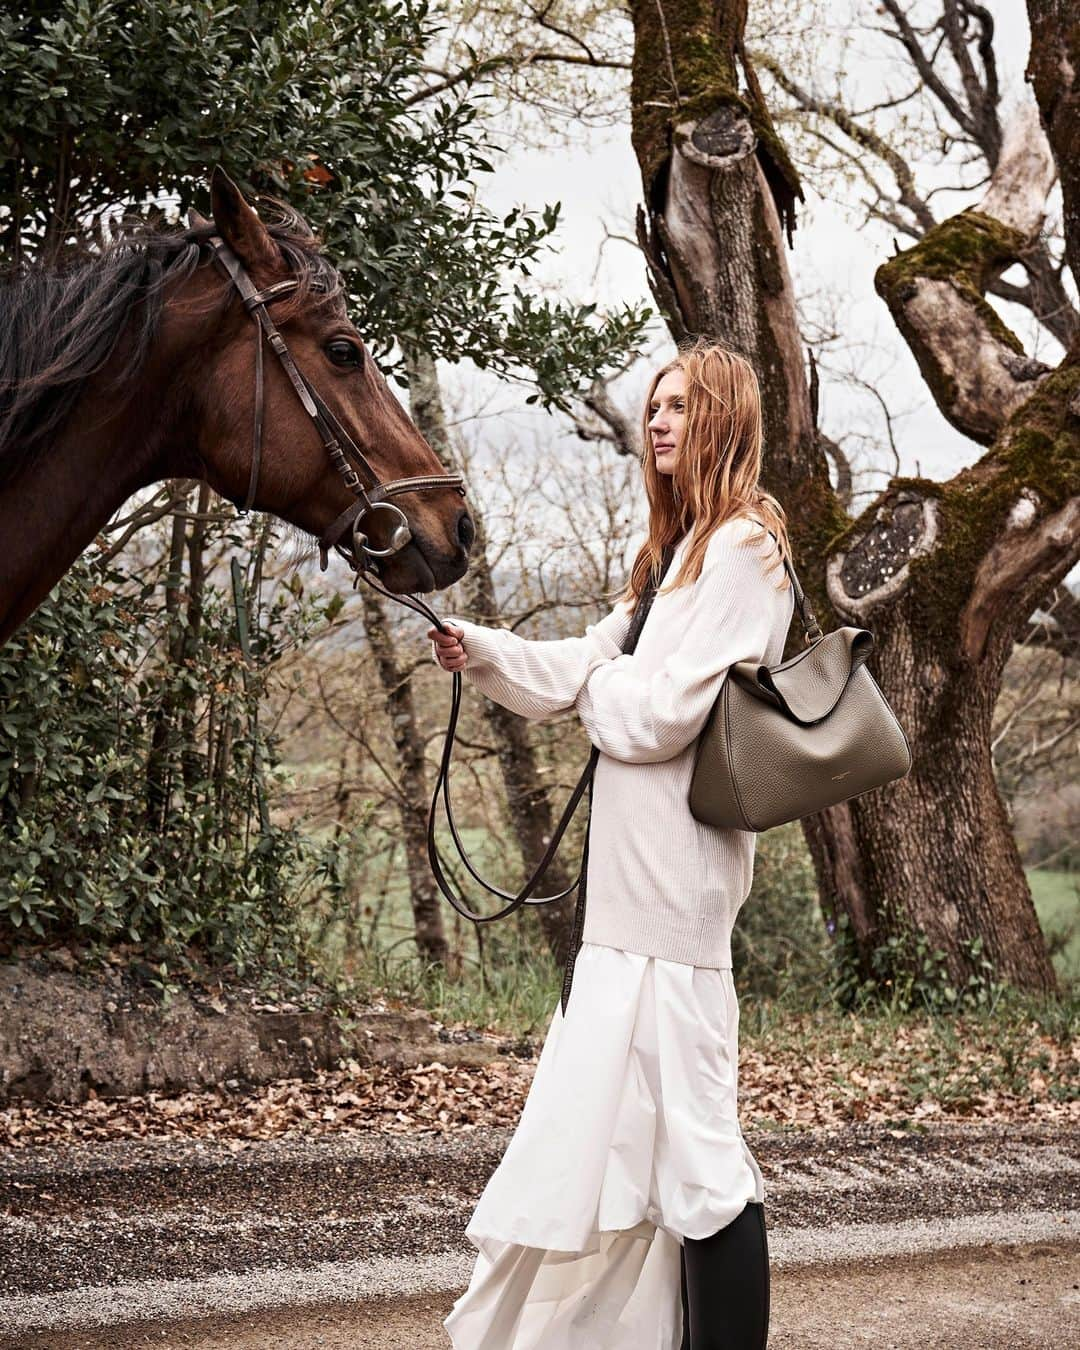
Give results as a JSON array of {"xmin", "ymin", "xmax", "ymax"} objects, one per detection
[{"xmin": 0, "ymin": 549, "xmax": 348, "ymax": 980}]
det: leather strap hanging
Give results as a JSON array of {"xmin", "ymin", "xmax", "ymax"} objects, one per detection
[{"xmin": 560, "ymin": 538, "xmax": 678, "ymax": 1014}]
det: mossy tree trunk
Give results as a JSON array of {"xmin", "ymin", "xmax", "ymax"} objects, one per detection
[
  {"xmin": 1026, "ymin": 2, "xmax": 1080, "ymax": 294},
  {"xmin": 628, "ymin": 0, "xmax": 1076, "ymax": 995},
  {"xmin": 403, "ymin": 346, "xmax": 579, "ymax": 969}
]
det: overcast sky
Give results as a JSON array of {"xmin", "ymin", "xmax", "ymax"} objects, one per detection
[{"xmin": 415, "ymin": 0, "xmax": 1078, "ymax": 590}]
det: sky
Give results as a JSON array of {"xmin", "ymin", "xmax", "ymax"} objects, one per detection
[{"xmin": 415, "ymin": 0, "xmax": 1078, "ymax": 589}]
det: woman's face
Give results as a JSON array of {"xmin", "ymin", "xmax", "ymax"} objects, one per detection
[{"xmin": 647, "ymin": 368, "xmax": 686, "ymax": 477}]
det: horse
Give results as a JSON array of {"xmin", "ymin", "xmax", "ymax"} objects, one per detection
[{"xmin": 0, "ymin": 167, "xmax": 473, "ymax": 646}]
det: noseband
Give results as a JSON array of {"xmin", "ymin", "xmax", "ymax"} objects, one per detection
[{"xmin": 196, "ymin": 218, "xmax": 467, "ymax": 575}]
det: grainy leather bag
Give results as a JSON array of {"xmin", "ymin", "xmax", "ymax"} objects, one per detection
[{"xmin": 688, "ymin": 523, "xmax": 913, "ymax": 831}]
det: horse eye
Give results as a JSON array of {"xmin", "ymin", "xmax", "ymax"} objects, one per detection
[{"xmin": 325, "ymin": 339, "xmax": 363, "ymax": 369}]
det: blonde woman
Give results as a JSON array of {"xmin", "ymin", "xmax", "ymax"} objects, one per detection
[{"xmin": 431, "ymin": 338, "xmax": 795, "ymax": 1349}]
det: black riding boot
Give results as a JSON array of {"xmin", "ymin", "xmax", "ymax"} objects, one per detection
[{"xmin": 678, "ymin": 1199, "xmax": 770, "ymax": 1349}]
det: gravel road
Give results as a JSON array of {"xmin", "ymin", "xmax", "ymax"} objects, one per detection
[
  {"xmin": 0, "ymin": 1121, "xmax": 1076, "ymax": 1347},
  {"xmin": 10, "ymin": 1241, "xmax": 1078, "ymax": 1349}
]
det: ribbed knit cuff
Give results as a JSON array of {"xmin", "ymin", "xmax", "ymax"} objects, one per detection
[
  {"xmin": 430, "ymin": 616, "xmax": 495, "ymax": 669},
  {"xmin": 430, "ymin": 616, "xmax": 532, "ymax": 710}
]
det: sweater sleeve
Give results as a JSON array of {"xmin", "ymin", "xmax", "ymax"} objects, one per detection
[
  {"xmin": 574, "ymin": 521, "xmax": 788, "ymax": 765},
  {"xmin": 430, "ymin": 598, "xmax": 634, "ymax": 721}
]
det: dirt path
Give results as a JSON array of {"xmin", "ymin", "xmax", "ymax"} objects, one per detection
[
  {"xmin": 1, "ymin": 1122, "xmax": 1076, "ymax": 1347},
  {"xmin": 10, "ymin": 1240, "xmax": 1077, "ymax": 1348}
]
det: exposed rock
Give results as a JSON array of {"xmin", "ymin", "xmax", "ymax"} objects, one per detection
[{"xmin": 0, "ymin": 962, "xmax": 501, "ymax": 1105}]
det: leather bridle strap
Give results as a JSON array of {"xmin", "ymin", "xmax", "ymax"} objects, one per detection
[
  {"xmin": 238, "ymin": 273, "xmax": 309, "ymax": 511},
  {"xmin": 339, "ymin": 542, "xmax": 675, "ymax": 926},
  {"xmin": 206, "ymin": 233, "xmax": 378, "ymax": 515},
  {"xmin": 202, "ymin": 230, "xmax": 466, "ymax": 567},
  {"xmin": 247, "ymin": 287, "xmax": 265, "ymax": 511},
  {"xmin": 355, "ymin": 562, "xmax": 608, "ymax": 923}
]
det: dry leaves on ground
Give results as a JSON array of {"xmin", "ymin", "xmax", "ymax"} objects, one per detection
[{"xmin": 0, "ymin": 1012, "xmax": 1074, "ymax": 1148}]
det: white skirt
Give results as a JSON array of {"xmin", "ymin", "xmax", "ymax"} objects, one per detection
[{"xmin": 443, "ymin": 941, "xmax": 765, "ymax": 1349}]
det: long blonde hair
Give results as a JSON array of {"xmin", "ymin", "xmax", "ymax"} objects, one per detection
[{"xmin": 617, "ymin": 337, "xmax": 793, "ymax": 607}]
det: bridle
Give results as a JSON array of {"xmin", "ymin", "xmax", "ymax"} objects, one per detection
[
  {"xmin": 193, "ymin": 212, "xmax": 467, "ymax": 574},
  {"xmin": 195, "ymin": 213, "xmax": 601, "ymax": 931}
]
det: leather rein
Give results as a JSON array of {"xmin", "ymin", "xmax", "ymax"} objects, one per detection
[{"xmin": 199, "ymin": 221, "xmax": 593, "ymax": 927}]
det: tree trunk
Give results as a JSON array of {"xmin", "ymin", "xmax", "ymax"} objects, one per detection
[
  {"xmin": 628, "ymin": 0, "xmax": 1073, "ymax": 995},
  {"xmin": 403, "ymin": 344, "xmax": 579, "ymax": 967},
  {"xmin": 355, "ymin": 579, "xmax": 449, "ymax": 969},
  {"xmin": 1026, "ymin": 2, "xmax": 1080, "ymax": 292},
  {"xmin": 180, "ymin": 482, "xmax": 211, "ymax": 797},
  {"xmin": 145, "ymin": 490, "xmax": 190, "ymax": 834}
]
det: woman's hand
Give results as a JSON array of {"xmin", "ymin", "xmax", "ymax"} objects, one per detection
[{"xmin": 429, "ymin": 622, "xmax": 468, "ymax": 672}]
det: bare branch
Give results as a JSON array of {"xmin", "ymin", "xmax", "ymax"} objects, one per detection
[{"xmin": 756, "ymin": 50, "xmax": 936, "ymax": 234}]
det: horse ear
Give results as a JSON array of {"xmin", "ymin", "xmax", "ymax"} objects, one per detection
[{"xmin": 209, "ymin": 166, "xmax": 278, "ymax": 268}]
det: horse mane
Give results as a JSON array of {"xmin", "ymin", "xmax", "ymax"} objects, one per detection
[{"xmin": 0, "ymin": 198, "xmax": 343, "ymax": 491}]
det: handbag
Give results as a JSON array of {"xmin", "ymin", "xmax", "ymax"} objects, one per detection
[
  {"xmin": 688, "ymin": 522, "xmax": 913, "ymax": 831},
  {"xmin": 420, "ymin": 521, "xmax": 910, "ymax": 1007}
]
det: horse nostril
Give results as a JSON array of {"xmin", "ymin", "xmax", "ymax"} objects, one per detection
[{"xmin": 457, "ymin": 507, "xmax": 475, "ymax": 552}]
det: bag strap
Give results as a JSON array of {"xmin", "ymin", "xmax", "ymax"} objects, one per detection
[{"xmin": 747, "ymin": 517, "xmax": 822, "ymax": 644}]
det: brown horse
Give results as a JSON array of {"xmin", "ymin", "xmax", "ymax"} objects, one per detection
[{"xmin": 0, "ymin": 168, "xmax": 473, "ymax": 645}]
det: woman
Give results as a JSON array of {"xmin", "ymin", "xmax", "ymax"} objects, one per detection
[{"xmin": 429, "ymin": 338, "xmax": 795, "ymax": 1349}]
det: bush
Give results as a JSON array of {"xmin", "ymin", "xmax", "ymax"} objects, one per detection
[
  {"xmin": 733, "ymin": 821, "xmax": 828, "ymax": 1002},
  {"xmin": 0, "ymin": 548, "xmax": 348, "ymax": 981}
]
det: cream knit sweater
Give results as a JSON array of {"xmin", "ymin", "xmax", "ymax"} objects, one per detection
[{"xmin": 432, "ymin": 515, "xmax": 796, "ymax": 968}]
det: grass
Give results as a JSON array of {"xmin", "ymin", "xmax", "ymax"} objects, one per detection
[
  {"xmin": 1028, "ymin": 867, "xmax": 1080, "ymax": 989},
  {"xmin": 302, "ymin": 817, "xmax": 579, "ymax": 1038},
  {"xmin": 735, "ymin": 979, "xmax": 1076, "ymax": 1129},
  {"xmin": 3, "ymin": 983, "xmax": 1071, "ymax": 1146},
  {"xmin": 304, "ymin": 816, "xmax": 1078, "ymax": 1031},
  {"xmin": 321, "ymin": 934, "xmax": 1077, "ymax": 1130},
  {"xmin": 280, "ymin": 817, "xmax": 1078, "ymax": 1121},
  {"xmin": 315, "ymin": 809, "xmax": 1070, "ymax": 974}
]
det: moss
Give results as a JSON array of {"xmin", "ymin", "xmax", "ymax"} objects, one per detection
[
  {"xmin": 777, "ymin": 334, "xmax": 1078, "ymax": 665},
  {"xmin": 873, "ymin": 210, "xmax": 1037, "ymax": 431},
  {"xmin": 791, "ymin": 341, "xmax": 1079, "ymax": 658},
  {"xmin": 876, "ymin": 209, "xmax": 1028, "ymax": 355},
  {"xmin": 900, "ymin": 354, "xmax": 1080, "ymax": 652},
  {"xmin": 877, "ymin": 210, "xmax": 1025, "ymax": 286}
]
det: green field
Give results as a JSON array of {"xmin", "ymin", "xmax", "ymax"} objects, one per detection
[
  {"xmin": 1028, "ymin": 867, "xmax": 1080, "ymax": 991},
  {"xmin": 304, "ymin": 813, "xmax": 1078, "ymax": 1034}
]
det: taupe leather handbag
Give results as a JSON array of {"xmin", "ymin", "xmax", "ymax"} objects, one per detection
[{"xmin": 688, "ymin": 523, "xmax": 913, "ymax": 831}]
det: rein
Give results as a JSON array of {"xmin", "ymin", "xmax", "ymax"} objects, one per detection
[{"xmin": 197, "ymin": 215, "xmax": 605, "ymax": 929}]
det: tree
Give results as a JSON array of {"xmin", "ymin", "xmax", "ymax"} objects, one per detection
[
  {"xmin": 0, "ymin": 517, "xmax": 345, "ymax": 976},
  {"xmin": 0, "ymin": 0, "xmax": 648, "ymax": 399},
  {"xmin": 627, "ymin": 0, "xmax": 1077, "ymax": 997},
  {"xmin": 0, "ymin": 0, "xmax": 652, "ymax": 973}
]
